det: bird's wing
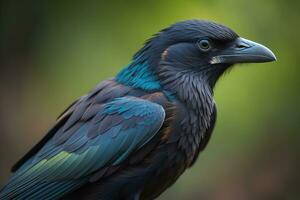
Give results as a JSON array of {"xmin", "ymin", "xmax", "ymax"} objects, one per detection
[{"xmin": 0, "ymin": 96, "xmax": 165, "ymax": 200}]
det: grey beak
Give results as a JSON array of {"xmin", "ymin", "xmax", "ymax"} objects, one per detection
[{"xmin": 210, "ymin": 37, "xmax": 276, "ymax": 64}]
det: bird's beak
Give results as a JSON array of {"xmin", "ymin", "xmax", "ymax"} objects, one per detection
[{"xmin": 210, "ymin": 37, "xmax": 276, "ymax": 64}]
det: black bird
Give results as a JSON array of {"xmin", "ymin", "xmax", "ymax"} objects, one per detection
[{"xmin": 0, "ymin": 20, "xmax": 276, "ymax": 200}]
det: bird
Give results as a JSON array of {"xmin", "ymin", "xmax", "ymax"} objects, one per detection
[{"xmin": 0, "ymin": 20, "xmax": 276, "ymax": 200}]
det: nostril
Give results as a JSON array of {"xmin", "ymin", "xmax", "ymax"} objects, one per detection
[
  {"xmin": 236, "ymin": 42, "xmax": 250, "ymax": 49},
  {"xmin": 236, "ymin": 44, "xmax": 247, "ymax": 49}
]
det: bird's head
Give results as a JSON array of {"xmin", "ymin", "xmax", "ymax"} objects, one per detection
[{"xmin": 117, "ymin": 20, "xmax": 276, "ymax": 91}]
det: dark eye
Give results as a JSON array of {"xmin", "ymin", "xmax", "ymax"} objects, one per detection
[{"xmin": 197, "ymin": 39, "xmax": 211, "ymax": 51}]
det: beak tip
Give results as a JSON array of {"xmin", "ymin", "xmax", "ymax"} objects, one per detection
[
  {"xmin": 263, "ymin": 55, "xmax": 276, "ymax": 63},
  {"xmin": 263, "ymin": 49, "xmax": 277, "ymax": 63},
  {"xmin": 271, "ymin": 53, "xmax": 277, "ymax": 62}
]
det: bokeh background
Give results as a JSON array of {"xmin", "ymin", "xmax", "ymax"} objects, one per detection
[{"xmin": 1, "ymin": 0, "xmax": 299, "ymax": 199}]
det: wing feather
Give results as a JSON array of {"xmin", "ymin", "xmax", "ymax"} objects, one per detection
[{"xmin": 0, "ymin": 96, "xmax": 165, "ymax": 200}]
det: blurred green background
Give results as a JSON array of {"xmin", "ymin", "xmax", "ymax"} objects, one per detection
[{"xmin": 1, "ymin": 0, "xmax": 299, "ymax": 199}]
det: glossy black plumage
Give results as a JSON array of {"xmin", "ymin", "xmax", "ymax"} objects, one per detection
[{"xmin": 0, "ymin": 20, "xmax": 276, "ymax": 200}]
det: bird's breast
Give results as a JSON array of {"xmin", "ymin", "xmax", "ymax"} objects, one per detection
[{"xmin": 162, "ymin": 99, "xmax": 216, "ymax": 167}]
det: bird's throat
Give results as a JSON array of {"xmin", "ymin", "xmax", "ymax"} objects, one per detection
[{"xmin": 158, "ymin": 65, "xmax": 215, "ymax": 128}]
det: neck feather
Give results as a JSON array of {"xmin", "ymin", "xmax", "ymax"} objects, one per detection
[
  {"xmin": 158, "ymin": 65, "xmax": 215, "ymax": 128},
  {"xmin": 116, "ymin": 60, "xmax": 161, "ymax": 91},
  {"xmin": 157, "ymin": 64, "xmax": 215, "ymax": 165}
]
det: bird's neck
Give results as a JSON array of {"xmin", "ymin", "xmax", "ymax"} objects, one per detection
[
  {"xmin": 157, "ymin": 64, "xmax": 215, "ymax": 165},
  {"xmin": 116, "ymin": 60, "xmax": 162, "ymax": 91},
  {"xmin": 157, "ymin": 65, "xmax": 215, "ymax": 129},
  {"xmin": 116, "ymin": 59, "xmax": 216, "ymax": 116}
]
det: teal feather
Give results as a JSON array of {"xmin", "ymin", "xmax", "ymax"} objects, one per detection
[{"xmin": 116, "ymin": 61, "xmax": 161, "ymax": 90}]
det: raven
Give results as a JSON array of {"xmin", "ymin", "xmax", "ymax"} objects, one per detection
[{"xmin": 0, "ymin": 20, "xmax": 276, "ymax": 200}]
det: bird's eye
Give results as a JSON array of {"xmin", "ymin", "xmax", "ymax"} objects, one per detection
[{"xmin": 197, "ymin": 39, "xmax": 211, "ymax": 52}]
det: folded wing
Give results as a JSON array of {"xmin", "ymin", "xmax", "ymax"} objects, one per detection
[{"xmin": 0, "ymin": 96, "xmax": 165, "ymax": 200}]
